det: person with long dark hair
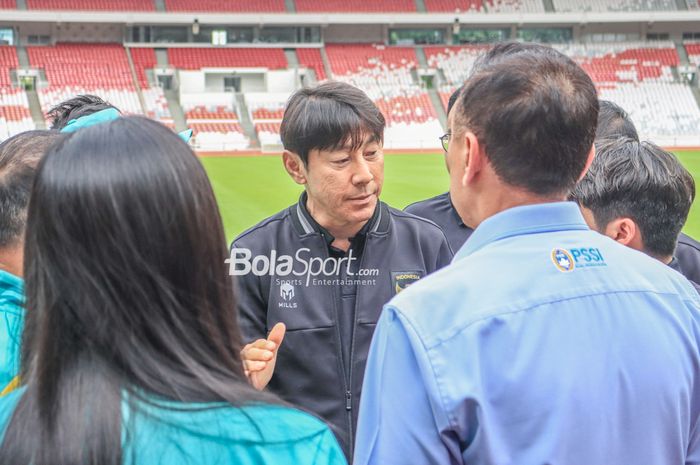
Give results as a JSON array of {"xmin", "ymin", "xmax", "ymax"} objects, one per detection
[{"xmin": 0, "ymin": 116, "xmax": 345, "ymax": 465}]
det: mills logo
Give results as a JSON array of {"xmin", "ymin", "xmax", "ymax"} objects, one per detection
[{"xmin": 279, "ymin": 282, "xmax": 298, "ymax": 309}]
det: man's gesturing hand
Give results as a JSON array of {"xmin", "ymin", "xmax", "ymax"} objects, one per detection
[{"xmin": 241, "ymin": 322, "xmax": 286, "ymax": 390}]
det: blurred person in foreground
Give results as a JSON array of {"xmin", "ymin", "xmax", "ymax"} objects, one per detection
[
  {"xmin": 354, "ymin": 43, "xmax": 700, "ymax": 465},
  {"xmin": 571, "ymin": 137, "xmax": 700, "ymax": 291},
  {"xmin": 0, "ymin": 131, "xmax": 61, "ymax": 395},
  {"xmin": 0, "ymin": 116, "xmax": 345, "ymax": 465}
]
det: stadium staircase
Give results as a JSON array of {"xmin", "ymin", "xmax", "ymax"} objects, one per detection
[
  {"xmin": 285, "ymin": 0, "xmax": 295, "ymax": 11},
  {"xmin": 319, "ymin": 48, "xmax": 333, "ymax": 85},
  {"xmin": 677, "ymin": 41, "xmax": 691, "ymax": 64},
  {"xmin": 154, "ymin": 0, "xmax": 165, "ymax": 10},
  {"xmin": 415, "ymin": 0, "xmax": 427, "ymax": 11},
  {"xmin": 235, "ymin": 93, "xmax": 260, "ymax": 148},
  {"xmin": 676, "ymin": 0, "xmax": 688, "ymax": 8},
  {"xmin": 15, "ymin": 46, "xmax": 29, "ymax": 69},
  {"xmin": 125, "ymin": 47, "xmax": 148, "ymax": 116},
  {"xmin": 163, "ymin": 89, "xmax": 186, "ymax": 132},
  {"xmin": 428, "ymin": 88, "xmax": 447, "ymax": 129},
  {"xmin": 544, "ymin": 0, "xmax": 555, "ymax": 11},
  {"xmin": 26, "ymin": 90, "xmax": 46, "ymax": 129},
  {"xmin": 15, "ymin": 0, "xmax": 25, "ymax": 8}
]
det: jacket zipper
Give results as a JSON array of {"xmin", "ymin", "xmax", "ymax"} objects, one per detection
[{"xmin": 321, "ymin": 239, "xmax": 353, "ymax": 453}]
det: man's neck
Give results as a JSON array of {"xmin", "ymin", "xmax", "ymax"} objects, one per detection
[
  {"xmin": 0, "ymin": 244, "xmax": 23, "ymax": 278},
  {"xmin": 305, "ymin": 198, "xmax": 369, "ymax": 245},
  {"xmin": 470, "ymin": 186, "xmax": 566, "ymax": 229}
]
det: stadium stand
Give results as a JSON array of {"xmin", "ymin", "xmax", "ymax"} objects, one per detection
[
  {"xmin": 168, "ymin": 48, "xmax": 287, "ymax": 70},
  {"xmin": 295, "ymin": 0, "xmax": 416, "ymax": 12},
  {"xmin": 425, "ymin": 45, "xmax": 488, "ymax": 87},
  {"xmin": 181, "ymin": 100, "xmax": 250, "ymax": 151},
  {"xmin": 164, "ymin": 0, "xmax": 285, "ymax": 11},
  {"xmin": 296, "ymin": 48, "xmax": 327, "ymax": 81},
  {"xmin": 686, "ymin": 42, "xmax": 700, "ymax": 67},
  {"xmin": 325, "ymin": 44, "xmax": 442, "ymax": 148},
  {"xmin": 556, "ymin": 42, "xmax": 700, "ymax": 138},
  {"xmin": 0, "ymin": 89, "xmax": 34, "ymax": 141},
  {"xmin": 489, "ymin": 0, "xmax": 545, "ymax": 12},
  {"xmin": 423, "ymin": 0, "xmax": 485, "ymax": 12},
  {"xmin": 0, "ymin": 0, "xmax": 16, "ymax": 8},
  {"xmin": 0, "ymin": 47, "xmax": 18, "ymax": 88},
  {"xmin": 245, "ymin": 94, "xmax": 286, "ymax": 148},
  {"xmin": 129, "ymin": 47, "xmax": 171, "ymax": 121},
  {"xmin": 552, "ymin": 0, "xmax": 677, "ymax": 10},
  {"xmin": 28, "ymin": 43, "xmax": 143, "ymax": 115},
  {"xmin": 26, "ymin": 0, "xmax": 155, "ymax": 10}
]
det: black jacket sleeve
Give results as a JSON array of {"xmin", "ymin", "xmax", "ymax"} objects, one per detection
[{"xmin": 232, "ymin": 240, "xmax": 268, "ymax": 343}]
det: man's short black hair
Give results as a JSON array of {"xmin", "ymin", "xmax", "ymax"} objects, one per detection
[
  {"xmin": 447, "ymin": 88, "xmax": 461, "ymax": 115},
  {"xmin": 596, "ymin": 100, "xmax": 639, "ymax": 143},
  {"xmin": 571, "ymin": 138, "xmax": 694, "ymax": 259},
  {"xmin": 47, "ymin": 94, "xmax": 120, "ymax": 131},
  {"xmin": 280, "ymin": 81, "xmax": 385, "ymax": 165},
  {"xmin": 455, "ymin": 43, "xmax": 598, "ymax": 196},
  {"xmin": 0, "ymin": 130, "xmax": 63, "ymax": 247}
]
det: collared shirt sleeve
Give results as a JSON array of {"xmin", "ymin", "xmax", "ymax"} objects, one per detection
[{"xmin": 354, "ymin": 306, "xmax": 459, "ymax": 465}]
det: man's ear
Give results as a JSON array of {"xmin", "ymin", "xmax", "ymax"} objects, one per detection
[
  {"xmin": 283, "ymin": 150, "xmax": 307, "ymax": 185},
  {"xmin": 604, "ymin": 217, "xmax": 641, "ymax": 249},
  {"xmin": 461, "ymin": 131, "xmax": 485, "ymax": 187},
  {"xmin": 578, "ymin": 144, "xmax": 596, "ymax": 181}
]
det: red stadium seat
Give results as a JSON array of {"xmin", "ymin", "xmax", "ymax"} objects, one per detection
[
  {"xmin": 296, "ymin": 0, "xmax": 415, "ymax": 11},
  {"xmin": 168, "ymin": 48, "xmax": 287, "ymax": 70},
  {"xmin": 424, "ymin": 0, "xmax": 484, "ymax": 11},
  {"xmin": 0, "ymin": 47, "xmax": 18, "ymax": 88},
  {"xmin": 0, "ymin": 0, "xmax": 16, "ymax": 8},
  {"xmin": 27, "ymin": 0, "xmax": 154, "ymax": 10},
  {"xmin": 129, "ymin": 47, "xmax": 157, "ymax": 89},
  {"xmin": 296, "ymin": 48, "xmax": 326, "ymax": 81},
  {"xmin": 165, "ymin": 0, "xmax": 285, "ymax": 11}
]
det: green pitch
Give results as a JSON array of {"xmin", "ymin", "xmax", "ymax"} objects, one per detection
[{"xmin": 202, "ymin": 150, "xmax": 700, "ymax": 244}]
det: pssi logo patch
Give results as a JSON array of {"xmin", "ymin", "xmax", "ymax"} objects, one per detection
[
  {"xmin": 551, "ymin": 247, "xmax": 606, "ymax": 272},
  {"xmin": 392, "ymin": 271, "xmax": 422, "ymax": 294}
]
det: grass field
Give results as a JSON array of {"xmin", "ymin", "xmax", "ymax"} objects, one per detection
[{"xmin": 202, "ymin": 150, "xmax": 700, "ymax": 244}]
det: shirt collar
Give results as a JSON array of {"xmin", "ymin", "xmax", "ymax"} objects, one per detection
[
  {"xmin": 668, "ymin": 256, "xmax": 683, "ymax": 273},
  {"xmin": 454, "ymin": 201, "xmax": 590, "ymax": 262},
  {"xmin": 297, "ymin": 192, "xmax": 380, "ymax": 248}
]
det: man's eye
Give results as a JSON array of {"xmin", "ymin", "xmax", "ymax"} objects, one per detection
[
  {"xmin": 365, "ymin": 151, "xmax": 378, "ymax": 158},
  {"xmin": 334, "ymin": 158, "xmax": 350, "ymax": 165}
]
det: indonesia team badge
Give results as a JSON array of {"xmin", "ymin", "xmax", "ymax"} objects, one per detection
[{"xmin": 551, "ymin": 248, "xmax": 575, "ymax": 272}]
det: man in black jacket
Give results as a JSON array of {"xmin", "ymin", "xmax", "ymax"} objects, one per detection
[{"xmin": 230, "ymin": 81, "xmax": 452, "ymax": 460}]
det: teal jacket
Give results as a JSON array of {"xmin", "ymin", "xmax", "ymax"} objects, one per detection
[
  {"xmin": 0, "ymin": 387, "xmax": 347, "ymax": 464},
  {"xmin": 0, "ymin": 270, "xmax": 23, "ymax": 393}
]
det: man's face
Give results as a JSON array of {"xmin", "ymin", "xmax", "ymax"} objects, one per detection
[
  {"xmin": 446, "ymin": 109, "xmax": 474, "ymax": 227},
  {"xmin": 304, "ymin": 135, "xmax": 384, "ymax": 227}
]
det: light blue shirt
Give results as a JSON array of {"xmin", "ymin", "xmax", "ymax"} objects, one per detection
[{"xmin": 354, "ymin": 202, "xmax": 700, "ymax": 465}]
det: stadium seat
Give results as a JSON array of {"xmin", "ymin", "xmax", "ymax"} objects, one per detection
[
  {"xmin": 295, "ymin": 0, "xmax": 416, "ymax": 12},
  {"xmin": 168, "ymin": 48, "xmax": 287, "ymax": 70},
  {"xmin": 182, "ymin": 100, "xmax": 250, "ymax": 151},
  {"xmin": 423, "ymin": 0, "xmax": 484, "ymax": 12},
  {"xmin": 0, "ymin": 0, "xmax": 16, "ymax": 8},
  {"xmin": 0, "ymin": 88, "xmax": 35, "ymax": 141},
  {"xmin": 164, "ymin": 0, "xmax": 285, "ymax": 11},
  {"xmin": 686, "ymin": 42, "xmax": 700, "ymax": 67},
  {"xmin": 552, "ymin": 0, "xmax": 676, "ymax": 10},
  {"xmin": 28, "ymin": 43, "xmax": 143, "ymax": 116},
  {"xmin": 27, "ymin": 0, "xmax": 154, "ymax": 10},
  {"xmin": 0, "ymin": 46, "xmax": 18, "ymax": 88},
  {"xmin": 296, "ymin": 48, "xmax": 327, "ymax": 81}
]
